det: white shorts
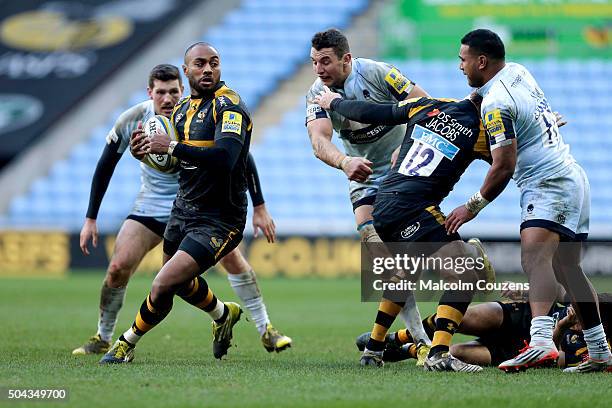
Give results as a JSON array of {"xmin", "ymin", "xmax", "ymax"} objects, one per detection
[
  {"xmin": 519, "ymin": 163, "xmax": 590, "ymax": 240},
  {"xmin": 131, "ymin": 189, "xmax": 174, "ymax": 224}
]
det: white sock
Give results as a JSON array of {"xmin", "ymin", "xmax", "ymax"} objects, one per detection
[
  {"xmin": 583, "ymin": 323, "xmax": 611, "ymax": 361},
  {"xmin": 122, "ymin": 328, "xmax": 141, "ymax": 345},
  {"xmin": 529, "ymin": 316, "xmax": 555, "ymax": 347},
  {"xmin": 208, "ymin": 298, "xmax": 226, "ymax": 322},
  {"xmin": 227, "ymin": 270, "xmax": 270, "ymax": 336},
  {"xmin": 97, "ymin": 284, "xmax": 127, "ymax": 343},
  {"xmin": 399, "ymin": 292, "xmax": 431, "ymax": 346}
]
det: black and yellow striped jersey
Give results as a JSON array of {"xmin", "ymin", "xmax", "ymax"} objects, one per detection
[
  {"xmin": 372, "ymin": 97, "xmax": 490, "ymax": 222},
  {"xmin": 171, "ymin": 81, "xmax": 252, "ymax": 219}
]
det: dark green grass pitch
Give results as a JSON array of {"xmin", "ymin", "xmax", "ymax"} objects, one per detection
[{"xmin": 1, "ymin": 274, "xmax": 611, "ymax": 408}]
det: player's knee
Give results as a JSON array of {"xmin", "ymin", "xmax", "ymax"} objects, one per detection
[
  {"xmin": 106, "ymin": 259, "xmax": 133, "ymax": 287},
  {"xmin": 450, "ymin": 344, "xmax": 469, "ymax": 361},
  {"xmin": 151, "ymin": 276, "xmax": 175, "ymax": 301},
  {"xmin": 220, "ymin": 249, "xmax": 249, "ymax": 274}
]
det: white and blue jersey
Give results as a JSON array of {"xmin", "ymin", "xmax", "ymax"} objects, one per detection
[
  {"xmin": 478, "ymin": 63, "xmax": 589, "ymax": 238},
  {"xmin": 306, "ymin": 58, "xmax": 416, "ymax": 206},
  {"xmin": 106, "ymin": 100, "xmax": 178, "ymax": 222}
]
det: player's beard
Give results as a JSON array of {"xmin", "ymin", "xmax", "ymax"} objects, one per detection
[{"xmin": 188, "ymin": 75, "xmax": 216, "ymax": 97}]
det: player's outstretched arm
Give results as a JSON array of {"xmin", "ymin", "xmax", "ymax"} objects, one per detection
[
  {"xmin": 314, "ymin": 87, "xmax": 409, "ymax": 126},
  {"xmin": 445, "ymin": 140, "xmax": 516, "ymax": 234}
]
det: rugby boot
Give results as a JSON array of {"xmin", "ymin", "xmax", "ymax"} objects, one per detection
[
  {"xmin": 360, "ymin": 349, "xmax": 384, "ymax": 367},
  {"xmin": 498, "ymin": 341, "xmax": 558, "ymax": 372},
  {"xmin": 212, "ymin": 302, "xmax": 243, "ymax": 359},
  {"xmin": 261, "ymin": 324, "xmax": 292, "ymax": 353},
  {"xmin": 99, "ymin": 339, "xmax": 135, "ymax": 364},
  {"xmin": 72, "ymin": 334, "xmax": 111, "ymax": 355},
  {"xmin": 563, "ymin": 355, "xmax": 612, "ymax": 373},
  {"xmin": 424, "ymin": 351, "xmax": 482, "ymax": 372},
  {"xmin": 468, "ymin": 238, "xmax": 496, "ymax": 288}
]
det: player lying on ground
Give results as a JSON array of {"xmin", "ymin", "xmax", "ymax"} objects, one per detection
[
  {"xmin": 356, "ymin": 291, "xmax": 612, "ymax": 370},
  {"xmin": 315, "ymin": 88, "xmax": 495, "ymax": 372}
]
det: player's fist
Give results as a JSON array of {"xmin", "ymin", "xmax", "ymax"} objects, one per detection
[
  {"xmin": 146, "ymin": 131, "xmax": 171, "ymax": 154},
  {"xmin": 314, "ymin": 86, "xmax": 342, "ymax": 110},
  {"xmin": 130, "ymin": 122, "xmax": 147, "ymax": 160},
  {"xmin": 341, "ymin": 156, "xmax": 373, "ymax": 182}
]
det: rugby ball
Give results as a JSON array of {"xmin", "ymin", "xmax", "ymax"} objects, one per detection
[{"xmin": 141, "ymin": 115, "xmax": 180, "ymax": 173}]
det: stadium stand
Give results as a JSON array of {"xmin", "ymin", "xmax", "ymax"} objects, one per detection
[
  {"xmin": 1, "ymin": 0, "xmax": 370, "ymax": 233},
  {"xmin": 2, "ymin": 0, "xmax": 610, "ymax": 239}
]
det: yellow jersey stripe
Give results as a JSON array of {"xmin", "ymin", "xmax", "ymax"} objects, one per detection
[
  {"xmin": 183, "ymin": 140, "xmax": 214, "ymax": 147},
  {"xmin": 184, "ymin": 99, "xmax": 202, "ymax": 141}
]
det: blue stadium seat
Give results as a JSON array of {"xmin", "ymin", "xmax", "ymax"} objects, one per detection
[{"xmin": 4, "ymin": 5, "xmax": 612, "ymax": 239}]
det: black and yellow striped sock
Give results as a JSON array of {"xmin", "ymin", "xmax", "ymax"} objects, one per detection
[
  {"xmin": 123, "ymin": 293, "xmax": 172, "ymax": 344},
  {"xmin": 423, "ymin": 313, "xmax": 437, "ymax": 340},
  {"xmin": 406, "ymin": 343, "xmax": 418, "ymax": 359},
  {"xmin": 429, "ymin": 294, "xmax": 470, "ymax": 356},
  {"xmin": 177, "ymin": 276, "xmax": 228, "ymax": 323},
  {"xmin": 392, "ymin": 328, "xmax": 413, "ymax": 346},
  {"xmin": 366, "ymin": 299, "xmax": 403, "ymax": 352}
]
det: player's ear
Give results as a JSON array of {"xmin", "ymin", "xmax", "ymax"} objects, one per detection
[
  {"xmin": 342, "ymin": 52, "xmax": 352, "ymax": 66},
  {"xmin": 147, "ymin": 87, "xmax": 153, "ymax": 99},
  {"xmin": 182, "ymin": 64, "xmax": 188, "ymax": 76},
  {"xmin": 478, "ymin": 55, "xmax": 487, "ymax": 71}
]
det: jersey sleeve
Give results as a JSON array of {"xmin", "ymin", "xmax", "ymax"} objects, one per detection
[
  {"xmin": 305, "ymin": 81, "xmax": 330, "ymax": 125},
  {"xmin": 372, "ymin": 61, "xmax": 415, "ymax": 101},
  {"xmin": 213, "ymin": 97, "xmax": 249, "ymax": 145},
  {"xmin": 482, "ymin": 98, "xmax": 516, "ymax": 151},
  {"xmin": 105, "ymin": 105, "xmax": 144, "ymax": 154}
]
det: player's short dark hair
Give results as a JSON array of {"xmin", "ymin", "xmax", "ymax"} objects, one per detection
[
  {"xmin": 311, "ymin": 28, "xmax": 350, "ymax": 59},
  {"xmin": 184, "ymin": 41, "xmax": 218, "ymax": 62},
  {"xmin": 461, "ymin": 29, "xmax": 505, "ymax": 60},
  {"xmin": 148, "ymin": 64, "xmax": 182, "ymax": 88}
]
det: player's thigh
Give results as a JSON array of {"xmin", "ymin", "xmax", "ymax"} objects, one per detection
[
  {"xmin": 520, "ymin": 227, "xmax": 559, "ymax": 273},
  {"xmin": 450, "ymin": 341, "xmax": 492, "ymax": 366},
  {"xmin": 459, "ymin": 302, "xmax": 504, "ymax": 336},
  {"xmin": 219, "ymin": 247, "xmax": 250, "ymax": 275},
  {"xmin": 110, "ymin": 218, "xmax": 163, "ymax": 272}
]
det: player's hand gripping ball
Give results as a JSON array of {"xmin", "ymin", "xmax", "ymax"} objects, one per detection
[{"xmin": 141, "ymin": 115, "xmax": 179, "ymax": 173}]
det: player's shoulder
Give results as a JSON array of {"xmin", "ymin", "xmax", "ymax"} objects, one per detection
[
  {"xmin": 115, "ymin": 100, "xmax": 153, "ymax": 129},
  {"xmin": 307, "ymin": 77, "xmax": 324, "ymax": 96},
  {"xmin": 354, "ymin": 57, "xmax": 390, "ymax": 71},
  {"xmin": 482, "ymin": 81, "xmax": 514, "ymax": 111},
  {"xmin": 213, "ymin": 83, "xmax": 251, "ymax": 120},
  {"xmin": 214, "ymin": 83, "xmax": 242, "ymax": 106},
  {"xmin": 176, "ymin": 95, "xmax": 191, "ymax": 107}
]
